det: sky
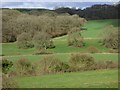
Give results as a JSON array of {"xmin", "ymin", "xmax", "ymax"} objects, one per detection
[{"xmin": 1, "ymin": 1, "xmax": 119, "ymax": 10}]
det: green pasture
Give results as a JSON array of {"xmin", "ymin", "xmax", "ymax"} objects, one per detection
[
  {"xmin": 16, "ymin": 69, "xmax": 118, "ymax": 88},
  {"xmin": 81, "ymin": 19, "xmax": 119, "ymax": 38},
  {"xmin": 2, "ymin": 19, "xmax": 119, "ymax": 88},
  {"xmin": 50, "ymin": 39, "xmax": 110, "ymax": 53},
  {"xmin": 2, "ymin": 39, "xmax": 112, "ymax": 56},
  {"xmin": 2, "ymin": 19, "xmax": 119, "ymax": 56},
  {"xmin": 52, "ymin": 19, "xmax": 119, "ymax": 39},
  {"xmin": 3, "ymin": 53, "xmax": 118, "ymax": 63}
]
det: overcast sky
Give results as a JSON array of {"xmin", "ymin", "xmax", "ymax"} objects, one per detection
[
  {"xmin": 1, "ymin": 1, "xmax": 119, "ymax": 10},
  {"xmin": 1, "ymin": 0, "xmax": 119, "ymax": 2}
]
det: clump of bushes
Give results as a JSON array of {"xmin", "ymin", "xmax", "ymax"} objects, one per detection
[
  {"xmin": 100, "ymin": 25, "xmax": 118, "ymax": 49},
  {"xmin": 17, "ymin": 31, "xmax": 55, "ymax": 55},
  {"xmin": 2, "ymin": 75, "xmax": 19, "ymax": 88},
  {"xmin": 33, "ymin": 32, "xmax": 55, "ymax": 54},
  {"xmin": 69, "ymin": 53, "xmax": 95, "ymax": 71},
  {"xmin": 69, "ymin": 53, "xmax": 118, "ymax": 71},
  {"xmin": 2, "ymin": 58, "xmax": 13, "ymax": 74},
  {"xmin": 14, "ymin": 55, "xmax": 118, "ymax": 76},
  {"xmin": 15, "ymin": 58, "xmax": 36, "ymax": 76},
  {"xmin": 17, "ymin": 32, "xmax": 34, "ymax": 49},
  {"xmin": 5, "ymin": 55, "xmax": 118, "ymax": 77},
  {"xmin": 92, "ymin": 61, "xmax": 107, "ymax": 70},
  {"xmin": 68, "ymin": 28, "xmax": 84, "ymax": 47},
  {"xmin": 38, "ymin": 55, "xmax": 69, "ymax": 74},
  {"xmin": 33, "ymin": 54, "xmax": 118, "ymax": 75},
  {"xmin": 87, "ymin": 46, "xmax": 99, "ymax": 53},
  {"xmin": 105, "ymin": 61, "xmax": 118, "ymax": 69},
  {"xmin": 93, "ymin": 60, "xmax": 118, "ymax": 70},
  {"xmin": 3, "ymin": 10, "xmax": 86, "ymax": 43},
  {"xmin": 46, "ymin": 40, "xmax": 55, "ymax": 49},
  {"xmin": 33, "ymin": 32, "xmax": 51, "ymax": 49}
]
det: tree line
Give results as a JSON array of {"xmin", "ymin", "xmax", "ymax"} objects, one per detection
[
  {"xmin": 13, "ymin": 4, "xmax": 119, "ymax": 20},
  {"xmin": 2, "ymin": 3, "xmax": 119, "ymax": 50},
  {"xmin": 2, "ymin": 9, "xmax": 86, "ymax": 43},
  {"xmin": 2, "ymin": 9, "xmax": 86, "ymax": 53}
]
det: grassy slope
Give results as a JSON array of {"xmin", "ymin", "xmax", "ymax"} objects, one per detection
[
  {"xmin": 2, "ymin": 19, "xmax": 118, "ymax": 63},
  {"xmin": 5, "ymin": 53, "xmax": 118, "ymax": 63},
  {"xmin": 2, "ymin": 19, "xmax": 119, "ymax": 88},
  {"xmin": 2, "ymin": 39, "xmax": 110, "ymax": 56},
  {"xmin": 16, "ymin": 69, "xmax": 118, "ymax": 88},
  {"xmin": 81, "ymin": 19, "xmax": 119, "ymax": 38},
  {"xmin": 2, "ymin": 19, "xmax": 118, "ymax": 56},
  {"xmin": 52, "ymin": 19, "xmax": 119, "ymax": 39},
  {"xmin": 48, "ymin": 39, "xmax": 109, "ymax": 53}
]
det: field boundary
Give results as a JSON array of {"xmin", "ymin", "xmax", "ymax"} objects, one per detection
[{"xmin": 2, "ymin": 52, "xmax": 118, "ymax": 58}]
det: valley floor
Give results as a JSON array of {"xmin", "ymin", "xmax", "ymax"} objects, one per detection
[
  {"xmin": 16, "ymin": 69, "xmax": 118, "ymax": 88},
  {"xmin": 2, "ymin": 19, "xmax": 119, "ymax": 88}
]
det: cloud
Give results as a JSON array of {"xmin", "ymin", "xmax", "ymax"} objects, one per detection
[
  {"xmin": 1, "ymin": 2, "xmax": 118, "ymax": 9},
  {"xmin": 1, "ymin": 0, "xmax": 120, "ymax": 2}
]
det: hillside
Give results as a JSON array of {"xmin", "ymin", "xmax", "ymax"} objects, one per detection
[{"xmin": 2, "ymin": 19, "xmax": 119, "ymax": 88}]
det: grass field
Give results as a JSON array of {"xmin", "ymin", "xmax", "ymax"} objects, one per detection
[
  {"xmin": 16, "ymin": 69, "xmax": 118, "ymax": 88},
  {"xmin": 2, "ymin": 19, "xmax": 118, "ymax": 56},
  {"xmin": 2, "ymin": 19, "xmax": 118, "ymax": 63},
  {"xmin": 2, "ymin": 39, "xmax": 111, "ymax": 56},
  {"xmin": 52, "ymin": 19, "xmax": 119, "ymax": 39},
  {"xmin": 81, "ymin": 19, "xmax": 119, "ymax": 38},
  {"xmin": 2, "ymin": 19, "xmax": 119, "ymax": 88},
  {"xmin": 3, "ymin": 53, "xmax": 118, "ymax": 63}
]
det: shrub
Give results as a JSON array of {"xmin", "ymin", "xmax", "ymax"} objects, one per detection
[
  {"xmin": 2, "ymin": 10, "xmax": 86, "ymax": 43},
  {"xmin": 16, "ymin": 58, "xmax": 31, "ymax": 67},
  {"xmin": 105, "ymin": 61, "xmax": 118, "ymax": 69},
  {"xmin": 92, "ymin": 60, "xmax": 118, "ymax": 70},
  {"xmin": 2, "ymin": 58, "xmax": 13, "ymax": 74},
  {"xmin": 17, "ymin": 32, "xmax": 34, "ymax": 49},
  {"xmin": 60, "ymin": 63, "xmax": 70, "ymax": 72},
  {"xmin": 15, "ymin": 58, "xmax": 36, "ymax": 76},
  {"xmin": 100, "ymin": 25, "xmax": 118, "ymax": 49},
  {"xmin": 33, "ymin": 32, "xmax": 55, "ymax": 51},
  {"xmin": 68, "ymin": 29, "xmax": 84, "ymax": 47},
  {"xmin": 2, "ymin": 10, "xmax": 21, "ymax": 43},
  {"xmin": 46, "ymin": 40, "xmax": 55, "ymax": 49},
  {"xmin": 87, "ymin": 46, "xmax": 99, "ymax": 53},
  {"xmin": 2, "ymin": 75, "xmax": 19, "ymax": 88},
  {"xmin": 8, "ymin": 71, "xmax": 18, "ymax": 77},
  {"xmin": 69, "ymin": 53, "xmax": 95, "ymax": 71},
  {"xmin": 39, "ymin": 55, "xmax": 69, "ymax": 74},
  {"xmin": 93, "ymin": 61, "xmax": 107, "ymax": 70}
]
